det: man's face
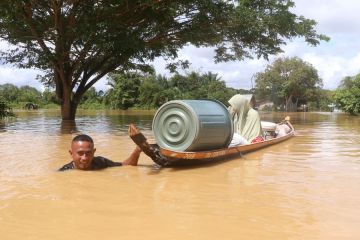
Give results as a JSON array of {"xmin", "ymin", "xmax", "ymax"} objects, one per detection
[{"xmin": 69, "ymin": 141, "xmax": 96, "ymax": 170}]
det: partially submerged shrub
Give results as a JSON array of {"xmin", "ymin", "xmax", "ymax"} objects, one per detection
[{"xmin": 0, "ymin": 100, "xmax": 15, "ymax": 118}]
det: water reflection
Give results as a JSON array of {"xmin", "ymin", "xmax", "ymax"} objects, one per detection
[
  {"xmin": 2, "ymin": 109, "xmax": 155, "ymax": 135},
  {"xmin": 60, "ymin": 120, "xmax": 78, "ymax": 134}
]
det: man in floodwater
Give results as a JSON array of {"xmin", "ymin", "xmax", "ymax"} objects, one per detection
[{"xmin": 59, "ymin": 134, "xmax": 142, "ymax": 171}]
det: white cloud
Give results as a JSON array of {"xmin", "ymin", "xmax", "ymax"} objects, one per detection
[
  {"xmin": 93, "ymin": 77, "xmax": 109, "ymax": 92},
  {"xmin": 152, "ymin": 0, "xmax": 360, "ymax": 90},
  {"xmin": 153, "ymin": 46, "xmax": 270, "ymax": 89},
  {"xmin": 0, "ymin": 66, "xmax": 43, "ymax": 90},
  {"xmin": 299, "ymin": 52, "xmax": 360, "ymax": 89},
  {"xmin": 292, "ymin": 0, "xmax": 360, "ymax": 35}
]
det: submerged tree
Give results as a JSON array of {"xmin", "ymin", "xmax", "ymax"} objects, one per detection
[
  {"xmin": 0, "ymin": 0, "xmax": 328, "ymax": 120},
  {"xmin": 255, "ymin": 57, "xmax": 323, "ymax": 111}
]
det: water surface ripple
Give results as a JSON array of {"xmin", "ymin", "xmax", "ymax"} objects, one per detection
[{"xmin": 0, "ymin": 110, "xmax": 359, "ymax": 240}]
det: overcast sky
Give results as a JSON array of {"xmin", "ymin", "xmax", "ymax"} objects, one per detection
[{"xmin": 1, "ymin": 0, "xmax": 359, "ymax": 91}]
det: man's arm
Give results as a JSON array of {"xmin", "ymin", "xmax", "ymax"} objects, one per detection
[{"xmin": 122, "ymin": 146, "xmax": 142, "ymax": 166}]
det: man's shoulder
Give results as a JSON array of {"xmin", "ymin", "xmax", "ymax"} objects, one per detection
[
  {"xmin": 58, "ymin": 157, "xmax": 122, "ymax": 171},
  {"xmin": 58, "ymin": 161, "xmax": 75, "ymax": 171},
  {"xmin": 92, "ymin": 156, "xmax": 114, "ymax": 165},
  {"xmin": 91, "ymin": 156, "xmax": 122, "ymax": 170}
]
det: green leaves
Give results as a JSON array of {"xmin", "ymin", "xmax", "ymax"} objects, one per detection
[
  {"xmin": 334, "ymin": 74, "xmax": 360, "ymax": 115},
  {"xmin": 255, "ymin": 56, "xmax": 323, "ymax": 110},
  {"xmin": 105, "ymin": 70, "xmax": 241, "ymax": 110},
  {"xmin": 0, "ymin": 100, "xmax": 15, "ymax": 118},
  {"xmin": 104, "ymin": 72, "xmax": 142, "ymax": 110}
]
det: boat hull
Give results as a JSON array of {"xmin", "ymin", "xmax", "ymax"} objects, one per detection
[
  {"xmin": 128, "ymin": 123, "xmax": 295, "ymax": 166},
  {"xmin": 159, "ymin": 130, "xmax": 294, "ymax": 162}
]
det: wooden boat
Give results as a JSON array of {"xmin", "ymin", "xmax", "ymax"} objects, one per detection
[{"xmin": 128, "ymin": 122, "xmax": 295, "ymax": 166}]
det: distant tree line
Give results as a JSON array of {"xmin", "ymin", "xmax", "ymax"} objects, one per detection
[
  {"xmin": 103, "ymin": 71, "xmax": 251, "ymax": 110},
  {"xmin": 0, "ymin": 71, "xmax": 251, "ymax": 112},
  {"xmin": 4, "ymin": 56, "xmax": 360, "ymax": 117},
  {"xmin": 5, "ymin": 64, "xmax": 358, "ymax": 116},
  {"xmin": 0, "ymin": 83, "xmax": 55, "ymax": 109}
]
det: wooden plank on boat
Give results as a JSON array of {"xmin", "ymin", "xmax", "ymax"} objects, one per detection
[{"xmin": 128, "ymin": 124, "xmax": 168, "ymax": 166}]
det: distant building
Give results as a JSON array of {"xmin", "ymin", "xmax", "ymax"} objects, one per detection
[
  {"xmin": 328, "ymin": 103, "xmax": 342, "ymax": 112},
  {"xmin": 297, "ymin": 104, "xmax": 308, "ymax": 112},
  {"xmin": 257, "ymin": 100, "xmax": 274, "ymax": 111}
]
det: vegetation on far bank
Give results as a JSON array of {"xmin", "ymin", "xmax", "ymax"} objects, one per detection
[
  {"xmin": 0, "ymin": 66, "xmax": 330, "ymax": 114},
  {"xmin": 0, "ymin": 71, "xmax": 247, "ymax": 112},
  {"xmin": 1, "ymin": 56, "xmax": 359, "ymax": 119},
  {"xmin": 0, "ymin": 99, "xmax": 15, "ymax": 118}
]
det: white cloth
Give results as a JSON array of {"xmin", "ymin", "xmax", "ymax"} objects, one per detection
[
  {"xmin": 275, "ymin": 123, "xmax": 291, "ymax": 137},
  {"xmin": 228, "ymin": 133, "xmax": 250, "ymax": 147}
]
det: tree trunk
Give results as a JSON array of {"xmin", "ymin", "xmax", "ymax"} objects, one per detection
[
  {"xmin": 61, "ymin": 97, "xmax": 78, "ymax": 120},
  {"xmin": 285, "ymin": 95, "xmax": 293, "ymax": 112},
  {"xmin": 61, "ymin": 99, "xmax": 78, "ymax": 120},
  {"xmin": 60, "ymin": 81, "xmax": 78, "ymax": 121}
]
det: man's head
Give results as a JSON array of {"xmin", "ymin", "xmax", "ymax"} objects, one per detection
[{"xmin": 69, "ymin": 134, "xmax": 96, "ymax": 170}]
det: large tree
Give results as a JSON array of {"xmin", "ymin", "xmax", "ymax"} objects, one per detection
[
  {"xmin": 0, "ymin": 0, "xmax": 328, "ymax": 120},
  {"xmin": 255, "ymin": 57, "xmax": 323, "ymax": 111}
]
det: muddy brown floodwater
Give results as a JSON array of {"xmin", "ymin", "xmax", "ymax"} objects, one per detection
[{"xmin": 0, "ymin": 110, "xmax": 359, "ymax": 240}]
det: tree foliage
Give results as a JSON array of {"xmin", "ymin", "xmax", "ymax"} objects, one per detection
[
  {"xmin": 104, "ymin": 72, "xmax": 142, "ymax": 109},
  {"xmin": 307, "ymin": 89, "xmax": 333, "ymax": 112},
  {"xmin": 78, "ymin": 87, "xmax": 104, "ymax": 109},
  {"xmin": 255, "ymin": 57, "xmax": 323, "ymax": 111},
  {"xmin": 0, "ymin": 0, "xmax": 328, "ymax": 120},
  {"xmin": 0, "ymin": 100, "xmax": 15, "ymax": 118},
  {"xmin": 0, "ymin": 84, "xmax": 20, "ymax": 102},
  {"xmin": 334, "ymin": 74, "xmax": 360, "ymax": 115},
  {"xmin": 17, "ymin": 86, "xmax": 43, "ymax": 104},
  {"xmin": 0, "ymin": 83, "xmax": 42, "ymax": 107},
  {"xmin": 42, "ymin": 88, "xmax": 59, "ymax": 105},
  {"xmin": 105, "ymin": 70, "xmax": 240, "ymax": 109},
  {"xmin": 138, "ymin": 75, "xmax": 169, "ymax": 109}
]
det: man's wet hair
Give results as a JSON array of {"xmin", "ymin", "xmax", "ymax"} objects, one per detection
[{"xmin": 72, "ymin": 134, "xmax": 94, "ymax": 144}]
